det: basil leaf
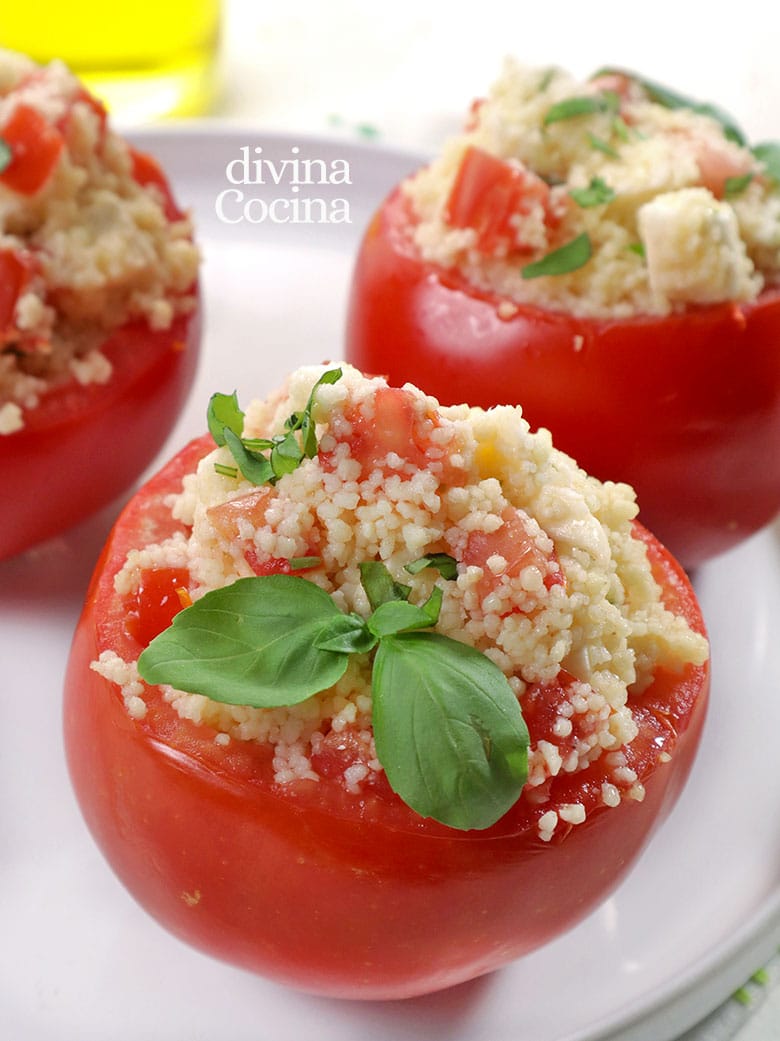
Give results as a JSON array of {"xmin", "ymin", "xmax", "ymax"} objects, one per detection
[
  {"xmin": 207, "ymin": 391, "xmax": 243, "ymax": 447},
  {"xmin": 287, "ymin": 367, "xmax": 343, "ymax": 437},
  {"xmin": 359, "ymin": 561, "xmax": 411, "ymax": 610},
  {"xmin": 223, "ymin": 427, "xmax": 274, "ymax": 485},
  {"xmin": 368, "ymin": 587, "xmax": 443, "ymax": 638},
  {"xmin": 315, "ymin": 613, "xmax": 377, "ymax": 655},
  {"xmin": 521, "ymin": 233, "xmax": 592, "ymax": 280},
  {"xmin": 593, "ymin": 67, "xmax": 747, "ymax": 146},
  {"xmin": 569, "ymin": 177, "xmax": 616, "ymax": 208},
  {"xmin": 752, "ymin": 141, "xmax": 780, "ymax": 184},
  {"xmin": 543, "ymin": 91, "xmax": 619, "ymax": 126},
  {"xmin": 371, "ymin": 633, "xmax": 529, "ymax": 830},
  {"xmin": 270, "ymin": 430, "xmax": 304, "ymax": 477},
  {"xmin": 404, "ymin": 553, "xmax": 458, "ymax": 580},
  {"xmin": 0, "ymin": 138, "xmax": 11, "ymax": 175},
  {"xmin": 724, "ymin": 172, "xmax": 754, "ymax": 199},
  {"xmin": 138, "ymin": 575, "xmax": 349, "ymax": 707}
]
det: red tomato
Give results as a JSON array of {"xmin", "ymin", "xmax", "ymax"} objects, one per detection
[
  {"xmin": 346, "ymin": 187, "xmax": 780, "ymax": 568},
  {"xmin": 0, "ymin": 103, "xmax": 64, "ymax": 195},
  {"xmin": 445, "ymin": 146, "xmax": 558, "ymax": 253},
  {"xmin": 124, "ymin": 566, "xmax": 191, "ymax": 646},
  {"xmin": 0, "ymin": 151, "xmax": 200, "ymax": 560},
  {"xmin": 64, "ymin": 434, "xmax": 709, "ymax": 999},
  {"xmin": 0, "ymin": 249, "xmax": 33, "ymax": 341}
]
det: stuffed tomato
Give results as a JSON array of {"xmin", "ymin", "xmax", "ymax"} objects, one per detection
[
  {"xmin": 65, "ymin": 364, "xmax": 709, "ymax": 999},
  {"xmin": 346, "ymin": 62, "xmax": 780, "ymax": 569},
  {"xmin": 0, "ymin": 49, "xmax": 201, "ymax": 558}
]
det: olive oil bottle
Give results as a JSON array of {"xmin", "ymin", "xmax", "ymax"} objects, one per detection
[{"xmin": 0, "ymin": 1, "xmax": 221, "ymax": 121}]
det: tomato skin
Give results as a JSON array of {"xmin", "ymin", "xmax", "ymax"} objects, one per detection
[
  {"xmin": 0, "ymin": 158, "xmax": 200, "ymax": 560},
  {"xmin": 345, "ymin": 187, "xmax": 780, "ymax": 568},
  {"xmin": 64, "ymin": 436, "xmax": 709, "ymax": 999}
]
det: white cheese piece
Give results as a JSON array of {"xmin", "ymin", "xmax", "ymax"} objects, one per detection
[{"xmin": 638, "ymin": 187, "xmax": 760, "ymax": 307}]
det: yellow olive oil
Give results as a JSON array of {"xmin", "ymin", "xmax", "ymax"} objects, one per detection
[{"xmin": 0, "ymin": 1, "xmax": 221, "ymax": 121}]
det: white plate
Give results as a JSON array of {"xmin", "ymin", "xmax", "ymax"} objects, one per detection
[{"xmin": 1, "ymin": 128, "xmax": 778, "ymax": 1041}]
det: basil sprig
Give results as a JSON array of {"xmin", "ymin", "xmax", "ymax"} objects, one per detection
[
  {"xmin": 521, "ymin": 233, "xmax": 592, "ymax": 279},
  {"xmin": 0, "ymin": 138, "xmax": 11, "ymax": 175},
  {"xmin": 207, "ymin": 368, "xmax": 342, "ymax": 486},
  {"xmin": 137, "ymin": 561, "xmax": 529, "ymax": 831}
]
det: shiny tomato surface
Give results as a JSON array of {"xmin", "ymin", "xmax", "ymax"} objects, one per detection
[
  {"xmin": 346, "ymin": 187, "xmax": 780, "ymax": 568},
  {"xmin": 64, "ymin": 433, "xmax": 709, "ymax": 999},
  {"xmin": 0, "ymin": 152, "xmax": 200, "ymax": 560}
]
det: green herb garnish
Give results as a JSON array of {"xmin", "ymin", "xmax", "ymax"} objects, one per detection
[
  {"xmin": 289, "ymin": 556, "xmax": 322, "ymax": 571},
  {"xmin": 627, "ymin": 241, "xmax": 646, "ymax": 258},
  {"xmin": 543, "ymin": 91, "xmax": 620, "ymax": 126},
  {"xmin": 207, "ymin": 368, "xmax": 342, "ymax": 486},
  {"xmin": 0, "ymin": 137, "xmax": 11, "ymax": 175},
  {"xmin": 569, "ymin": 177, "xmax": 616, "ymax": 208},
  {"xmin": 587, "ymin": 132, "xmax": 620, "ymax": 159},
  {"xmin": 138, "ymin": 561, "xmax": 529, "ymax": 831},
  {"xmin": 521, "ymin": 233, "xmax": 592, "ymax": 279},
  {"xmin": 751, "ymin": 141, "xmax": 780, "ymax": 185},
  {"xmin": 591, "ymin": 67, "xmax": 747, "ymax": 146},
  {"xmin": 404, "ymin": 553, "xmax": 458, "ymax": 580},
  {"xmin": 724, "ymin": 172, "xmax": 754, "ymax": 199}
]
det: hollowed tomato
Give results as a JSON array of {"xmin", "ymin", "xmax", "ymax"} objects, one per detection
[
  {"xmin": 0, "ymin": 151, "xmax": 200, "ymax": 560},
  {"xmin": 64, "ymin": 432, "xmax": 709, "ymax": 999},
  {"xmin": 346, "ymin": 187, "xmax": 780, "ymax": 569}
]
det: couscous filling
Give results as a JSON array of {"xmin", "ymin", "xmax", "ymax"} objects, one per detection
[
  {"xmin": 403, "ymin": 61, "xmax": 780, "ymax": 318},
  {"xmin": 0, "ymin": 50, "xmax": 199, "ymax": 434},
  {"xmin": 93, "ymin": 365, "xmax": 709, "ymax": 836}
]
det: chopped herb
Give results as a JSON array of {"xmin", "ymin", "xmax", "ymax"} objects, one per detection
[
  {"xmin": 569, "ymin": 177, "xmax": 616, "ymax": 208},
  {"xmin": 724, "ymin": 172, "xmax": 754, "ymax": 199},
  {"xmin": 752, "ymin": 141, "xmax": 780, "ymax": 185},
  {"xmin": 289, "ymin": 556, "xmax": 322, "ymax": 571},
  {"xmin": 207, "ymin": 368, "xmax": 342, "ymax": 486},
  {"xmin": 543, "ymin": 91, "xmax": 620, "ymax": 126},
  {"xmin": 404, "ymin": 553, "xmax": 458, "ymax": 580},
  {"xmin": 0, "ymin": 137, "xmax": 11, "ymax": 174},
  {"xmin": 587, "ymin": 132, "xmax": 620, "ymax": 159},
  {"xmin": 521, "ymin": 233, "xmax": 592, "ymax": 280},
  {"xmin": 627, "ymin": 242, "xmax": 646, "ymax": 258},
  {"xmin": 612, "ymin": 116, "xmax": 631, "ymax": 142},
  {"xmin": 138, "ymin": 561, "xmax": 529, "ymax": 831},
  {"xmin": 592, "ymin": 67, "xmax": 746, "ymax": 146},
  {"xmin": 213, "ymin": 462, "xmax": 239, "ymax": 479}
]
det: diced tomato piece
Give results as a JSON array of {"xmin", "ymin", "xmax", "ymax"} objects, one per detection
[
  {"xmin": 207, "ymin": 488, "xmax": 273, "ymax": 542},
  {"xmin": 692, "ymin": 136, "xmax": 754, "ymax": 199},
  {"xmin": 520, "ymin": 670, "xmax": 600, "ymax": 760},
  {"xmin": 124, "ymin": 567, "xmax": 191, "ymax": 647},
  {"xmin": 445, "ymin": 146, "xmax": 556, "ymax": 254},
  {"xmin": 588, "ymin": 72, "xmax": 634, "ymax": 101},
  {"xmin": 0, "ymin": 104, "xmax": 64, "ymax": 195},
  {"xmin": 326, "ymin": 385, "xmax": 441, "ymax": 476},
  {"xmin": 310, "ymin": 726, "xmax": 393, "ymax": 796},
  {"xmin": 0, "ymin": 249, "xmax": 32, "ymax": 341},
  {"xmin": 56, "ymin": 86, "xmax": 109, "ymax": 139},
  {"xmin": 462, "ymin": 506, "xmax": 563, "ymax": 601},
  {"xmin": 131, "ymin": 149, "xmax": 184, "ymax": 220}
]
